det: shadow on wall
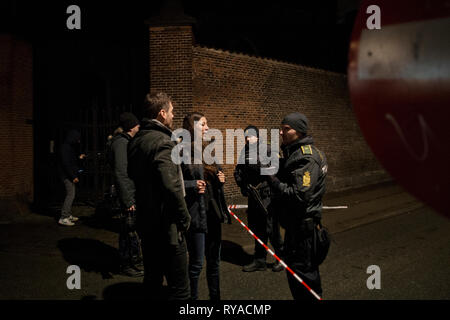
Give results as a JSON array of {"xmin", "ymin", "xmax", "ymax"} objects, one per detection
[{"xmin": 57, "ymin": 237, "xmax": 121, "ymax": 279}]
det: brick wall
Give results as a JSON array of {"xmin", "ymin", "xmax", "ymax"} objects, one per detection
[
  {"xmin": 149, "ymin": 25, "xmax": 193, "ymax": 128},
  {"xmin": 0, "ymin": 35, "xmax": 34, "ymax": 202},
  {"xmin": 191, "ymin": 46, "xmax": 390, "ymax": 202},
  {"xmin": 148, "ymin": 25, "xmax": 390, "ymax": 203}
]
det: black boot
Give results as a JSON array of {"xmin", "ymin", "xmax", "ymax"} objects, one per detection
[
  {"xmin": 134, "ymin": 260, "xmax": 144, "ymax": 271},
  {"xmin": 272, "ymin": 261, "xmax": 284, "ymax": 272},
  {"xmin": 120, "ymin": 264, "xmax": 144, "ymax": 277},
  {"xmin": 243, "ymin": 260, "xmax": 266, "ymax": 272},
  {"xmin": 132, "ymin": 256, "xmax": 144, "ymax": 271}
]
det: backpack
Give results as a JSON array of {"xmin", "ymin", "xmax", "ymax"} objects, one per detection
[{"xmin": 105, "ymin": 135, "xmax": 117, "ymax": 169}]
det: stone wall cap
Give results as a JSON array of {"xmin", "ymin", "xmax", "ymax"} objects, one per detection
[{"xmin": 194, "ymin": 45, "xmax": 346, "ymax": 77}]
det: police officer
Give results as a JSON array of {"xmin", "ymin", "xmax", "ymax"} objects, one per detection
[
  {"xmin": 266, "ymin": 113, "xmax": 328, "ymax": 300},
  {"xmin": 234, "ymin": 125, "xmax": 284, "ymax": 272}
]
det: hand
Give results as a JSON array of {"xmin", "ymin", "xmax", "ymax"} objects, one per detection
[
  {"xmin": 73, "ymin": 177, "xmax": 79, "ymax": 183},
  {"xmin": 217, "ymin": 171, "xmax": 225, "ymax": 183},
  {"xmin": 197, "ymin": 180, "xmax": 206, "ymax": 194},
  {"xmin": 127, "ymin": 205, "xmax": 136, "ymax": 212},
  {"xmin": 79, "ymin": 154, "xmax": 86, "ymax": 160},
  {"xmin": 265, "ymin": 174, "xmax": 281, "ymax": 188}
]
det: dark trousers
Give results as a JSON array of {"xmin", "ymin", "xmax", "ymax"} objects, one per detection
[
  {"xmin": 118, "ymin": 210, "xmax": 142, "ymax": 266},
  {"xmin": 284, "ymin": 230, "xmax": 322, "ymax": 300},
  {"xmin": 247, "ymin": 207, "xmax": 283, "ymax": 263},
  {"xmin": 286, "ymin": 264, "xmax": 322, "ymax": 300},
  {"xmin": 141, "ymin": 234, "xmax": 190, "ymax": 300},
  {"xmin": 186, "ymin": 226, "xmax": 222, "ymax": 300}
]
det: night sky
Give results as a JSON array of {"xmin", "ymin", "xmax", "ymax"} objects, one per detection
[
  {"xmin": 2, "ymin": 0, "xmax": 360, "ymax": 204},
  {"xmin": 2, "ymin": 0, "xmax": 359, "ymax": 73}
]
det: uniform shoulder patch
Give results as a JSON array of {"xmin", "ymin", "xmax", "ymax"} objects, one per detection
[
  {"xmin": 303, "ymin": 171, "xmax": 311, "ymax": 187},
  {"xmin": 301, "ymin": 145, "xmax": 313, "ymax": 155}
]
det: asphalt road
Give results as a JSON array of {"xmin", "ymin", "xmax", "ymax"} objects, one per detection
[
  {"xmin": 0, "ymin": 205, "xmax": 448, "ymax": 300},
  {"xmin": 204, "ymin": 206, "xmax": 450, "ymax": 300}
]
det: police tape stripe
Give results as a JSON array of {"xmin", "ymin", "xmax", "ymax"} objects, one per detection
[
  {"xmin": 229, "ymin": 205, "xmax": 248, "ymax": 209},
  {"xmin": 229, "ymin": 204, "xmax": 348, "ymax": 210},
  {"xmin": 228, "ymin": 205, "xmax": 322, "ymax": 301}
]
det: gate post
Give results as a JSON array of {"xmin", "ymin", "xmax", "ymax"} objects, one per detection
[{"xmin": 145, "ymin": 0, "xmax": 196, "ymax": 128}]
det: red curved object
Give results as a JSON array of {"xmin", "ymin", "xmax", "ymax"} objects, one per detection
[{"xmin": 348, "ymin": 0, "xmax": 450, "ymax": 216}]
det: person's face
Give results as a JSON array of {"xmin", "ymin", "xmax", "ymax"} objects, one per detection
[
  {"xmin": 246, "ymin": 135, "xmax": 258, "ymax": 144},
  {"xmin": 195, "ymin": 116, "xmax": 209, "ymax": 137},
  {"xmin": 129, "ymin": 124, "xmax": 140, "ymax": 137},
  {"xmin": 280, "ymin": 124, "xmax": 300, "ymax": 145},
  {"xmin": 160, "ymin": 102, "xmax": 174, "ymax": 129}
]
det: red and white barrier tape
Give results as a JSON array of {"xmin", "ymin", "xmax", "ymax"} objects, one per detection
[
  {"xmin": 227, "ymin": 204, "xmax": 322, "ymax": 300},
  {"xmin": 229, "ymin": 204, "xmax": 348, "ymax": 210}
]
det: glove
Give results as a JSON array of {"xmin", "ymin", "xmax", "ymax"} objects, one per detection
[{"xmin": 265, "ymin": 175, "xmax": 281, "ymax": 189}]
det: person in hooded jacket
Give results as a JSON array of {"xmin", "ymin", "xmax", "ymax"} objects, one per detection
[
  {"xmin": 181, "ymin": 112, "xmax": 231, "ymax": 301},
  {"xmin": 57, "ymin": 129, "xmax": 86, "ymax": 226},
  {"xmin": 107, "ymin": 112, "xmax": 143, "ymax": 277}
]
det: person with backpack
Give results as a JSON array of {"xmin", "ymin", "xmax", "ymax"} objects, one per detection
[{"xmin": 107, "ymin": 112, "xmax": 143, "ymax": 277}]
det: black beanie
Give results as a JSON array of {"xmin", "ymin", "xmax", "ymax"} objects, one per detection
[
  {"xmin": 119, "ymin": 112, "xmax": 140, "ymax": 132},
  {"xmin": 244, "ymin": 125, "xmax": 259, "ymax": 138},
  {"xmin": 281, "ymin": 112, "xmax": 308, "ymax": 134}
]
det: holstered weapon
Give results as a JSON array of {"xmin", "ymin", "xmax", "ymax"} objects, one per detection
[{"xmin": 247, "ymin": 184, "xmax": 269, "ymax": 216}]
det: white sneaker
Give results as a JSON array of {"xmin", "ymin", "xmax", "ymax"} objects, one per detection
[
  {"xmin": 58, "ymin": 218, "xmax": 75, "ymax": 226},
  {"xmin": 68, "ymin": 215, "xmax": 79, "ymax": 222}
]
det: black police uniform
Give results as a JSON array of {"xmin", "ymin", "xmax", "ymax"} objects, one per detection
[
  {"xmin": 268, "ymin": 135, "xmax": 328, "ymax": 300},
  {"xmin": 234, "ymin": 141, "xmax": 284, "ymax": 271}
]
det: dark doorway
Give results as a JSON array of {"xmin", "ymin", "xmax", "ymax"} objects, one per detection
[{"xmin": 32, "ymin": 3, "xmax": 150, "ymax": 209}]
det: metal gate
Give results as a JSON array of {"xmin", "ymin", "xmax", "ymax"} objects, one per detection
[
  {"xmin": 33, "ymin": 32, "xmax": 148, "ymax": 210},
  {"xmin": 45, "ymin": 104, "xmax": 138, "ymax": 207},
  {"xmin": 68, "ymin": 105, "xmax": 135, "ymax": 206}
]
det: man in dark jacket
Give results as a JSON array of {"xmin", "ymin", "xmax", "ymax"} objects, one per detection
[
  {"xmin": 128, "ymin": 92, "xmax": 191, "ymax": 300},
  {"xmin": 267, "ymin": 112, "xmax": 328, "ymax": 300},
  {"xmin": 108, "ymin": 112, "xmax": 143, "ymax": 277},
  {"xmin": 57, "ymin": 129, "xmax": 85, "ymax": 226},
  {"xmin": 234, "ymin": 125, "xmax": 284, "ymax": 272}
]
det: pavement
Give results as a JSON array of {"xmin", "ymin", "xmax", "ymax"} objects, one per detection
[
  {"xmin": 0, "ymin": 180, "xmax": 431, "ymax": 300},
  {"xmin": 222, "ymin": 180, "xmax": 423, "ymax": 253}
]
